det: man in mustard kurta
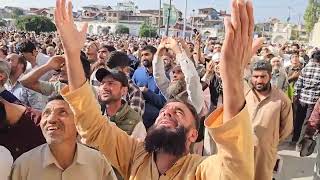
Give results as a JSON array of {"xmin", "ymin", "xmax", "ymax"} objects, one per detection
[
  {"xmin": 246, "ymin": 60, "xmax": 293, "ymax": 180},
  {"xmin": 54, "ymin": 0, "xmax": 256, "ymax": 179}
]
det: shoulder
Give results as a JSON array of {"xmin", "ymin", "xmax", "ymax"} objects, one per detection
[
  {"xmin": 273, "ymin": 88, "xmax": 291, "ymax": 105},
  {"xmin": 14, "ymin": 144, "xmax": 45, "ymax": 166}
]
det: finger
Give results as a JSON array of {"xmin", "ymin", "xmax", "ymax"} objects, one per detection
[
  {"xmin": 54, "ymin": 0, "xmax": 62, "ymax": 26},
  {"xmin": 239, "ymin": 0, "xmax": 248, "ymax": 46},
  {"xmin": 61, "ymin": 0, "xmax": 67, "ymax": 21},
  {"xmin": 67, "ymin": 0, "xmax": 74, "ymax": 23},
  {"xmin": 247, "ymin": 0, "xmax": 254, "ymax": 40},
  {"xmin": 231, "ymin": 0, "xmax": 240, "ymax": 32},
  {"xmin": 222, "ymin": 17, "xmax": 235, "ymax": 50},
  {"xmin": 80, "ymin": 22, "xmax": 88, "ymax": 39}
]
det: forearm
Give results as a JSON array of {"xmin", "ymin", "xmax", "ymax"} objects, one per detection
[
  {"xmin": 65, "ymin": 51, "xmax": 86, "ymax": 91},
  {"xmin": 222, "ymin": 76, "xmax": 245, "ymax": 122},
  {"xmin": 153, "ymin": 53, "xmax": 170, "ymax": 98},
  {"xmin": 20, "ymin": 65, "xmax": 52, "ymax": 92}
]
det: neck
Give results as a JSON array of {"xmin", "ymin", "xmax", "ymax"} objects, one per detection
[
  {"xmin": 106, "ymin": 100, "xmax": 122, "ymax": 117},
  {"xmin": 147, "ymin": 66, "xmax": 153, "ymax": 74},
  {"xmin": 49, "ymin": 141, "xmax": 76, "ymax": 170},
  {"xmin": 155, "ymin": 152, "xmax": 181, "ymax": 175}
]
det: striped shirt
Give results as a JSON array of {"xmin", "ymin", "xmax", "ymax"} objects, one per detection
[{"xmin": 294, "ymin": 60, "xmax": 320, "ymax": 104}]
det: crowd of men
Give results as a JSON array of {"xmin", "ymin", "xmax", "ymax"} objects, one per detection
[{"xmin": 0, "ymin": 0, "xmax": 320, "ymax": 179}]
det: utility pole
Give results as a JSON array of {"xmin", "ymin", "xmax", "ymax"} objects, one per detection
[
  {"xmin": 182, "ymin": 0, "xmax": 187, "ymax": 38},
  {"xmin": 166, "ymin": 0, "xmax": 172, "ymax": 36},
  {"xmin": 158, "ymin": 0, "xmax": 161, "ymax": 36}
]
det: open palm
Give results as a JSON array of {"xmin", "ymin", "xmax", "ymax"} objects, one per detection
[{"xmin": 54, "ymin": 0, "xmax": 87, "ymax": 55}]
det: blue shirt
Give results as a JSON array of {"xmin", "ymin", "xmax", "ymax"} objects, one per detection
[{"xmin": 132, "ymin": 67, "xmax": 160, "ymax": 94}]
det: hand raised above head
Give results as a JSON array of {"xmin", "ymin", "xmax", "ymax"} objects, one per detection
[{"xmin": 54, "ymin": 0, "xmax": 87, "ymax": 55}]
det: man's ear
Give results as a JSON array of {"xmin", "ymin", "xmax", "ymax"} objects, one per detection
[
  {"xmin": 187, "ymin": 128, "xmax": 198, "ymax": 143},
  {"xmin": 121, "ymin": 86, "xmax": 128, "ymax": 97}
]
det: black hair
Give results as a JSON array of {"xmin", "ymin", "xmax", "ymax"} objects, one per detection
[
  {"xmin": 47, "ymin": 94, "xmax": 64, "ymax": 103},
  {"xmin": 292, "ymin": 43, "xmax": 300, "ymax": 50},
  {"xmin": 17, "ymin": 41, "xmax": 36, "ymax": 53},
  {"xmin": 142, "ymin": 45, "xmax": 157, "ymax": 55},
  {"xmin": 107, "ymin": 51, "xmax": 130, "ymax": 69},
  {"xmin": 80, "ymin": 51, "xmax": 91, "ymax": 79},
  {"xmin": 100, "ymin": 45, "xmax": 116, "ymax": 53},
  {"xmin": 312, "ymin": 50, "xmax": 320, "ymax": 62},
  {"xmin": 166, "ymin": 98, "xmax": 200, "ymax": 131},
  {"xmin": 251, "ymin": 60, "xmax": 272, "ymax": 74}
]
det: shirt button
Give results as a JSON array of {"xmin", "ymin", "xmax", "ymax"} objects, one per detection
[{"xmin": 15, "ymin": 147, "xmax": 20, "ymax": 152}]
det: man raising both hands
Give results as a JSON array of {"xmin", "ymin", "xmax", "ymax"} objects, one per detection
[{"xmin": 56, "ymin": 0, "xmax": 255, "ymax": 179}]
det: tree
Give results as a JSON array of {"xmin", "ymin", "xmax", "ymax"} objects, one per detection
[
  {"xmin": 304, "ymin": 0, "xmax": 320, "ymax": 33},
  {"xmin": 11, "ymin": 8, "xmax": 24, "ymax": 19},
  {"xmin": 15, "ymin": 15, "xmax": 56, "ymax": 34},
  {"xmin": 0, "ymin": 19, "xmax": 6, "ymax": 27},
  {"xmin": 115, "ymin": 25, "xmax": 129, "ymax": 34},
  {"xmin": 139, "ymin": 23, "xmax": 157, "ymax": 38}
]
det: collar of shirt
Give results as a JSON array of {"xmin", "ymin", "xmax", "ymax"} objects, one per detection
[
  {"xmin": 151, "ymin": 152, "xmax": 192, "ymax": 177},
  {"xmin": 42, "ymin": 143, "xmax": 88, "ymax": 170}
]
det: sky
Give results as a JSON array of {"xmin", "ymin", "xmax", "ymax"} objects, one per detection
[{"xmin": 0, "ymin": 0, "xmax": 308, "ymax": 23}]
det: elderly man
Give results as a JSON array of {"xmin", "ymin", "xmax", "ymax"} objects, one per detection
[
  {"xmin": 153, "ymin": 37, "xmax": 205, "ymax": 115},
  {"xmin": 10, "ymin": 95, "xmax": 117, "ymax": 180},
  {"xmin": 54, "ymin": 0, "xmax": 255, "ymax": 179},
  {"xmin": 270, "ymin": 57, "xmax": 289, "ymax": 92}
]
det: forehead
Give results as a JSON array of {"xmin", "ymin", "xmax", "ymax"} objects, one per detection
[
  {"xmin": 271, "ymin": 58, "xmax": 280, "ymax": 62},
  {"xmin": 98, "ymin": 47, "xmax": 108, "ymax": 52},
  {"xmin": 44, "ymin": 100, "xmax": 70, "ymax": 110},
  {"xmin": 252, "ymin": 70, "xmax": 269, "ymax": 76},
  {"xmin": 101, "ymin": 75, "xmax": 121, "ymax": 83},
  {"xmin": 164, "ymin": 102, "xmax": 191, "ymax": 113}
]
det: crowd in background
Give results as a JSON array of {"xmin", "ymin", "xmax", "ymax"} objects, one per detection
[{"xmin": 0, "ymin": 0, "xmax": 320, "ymax": 179}]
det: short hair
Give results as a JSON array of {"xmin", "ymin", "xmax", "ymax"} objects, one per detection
[
  {"xmin": 292, "ymin": 43, "xmax": 300, "ymax": 50},
  {"xmin": 17, "ymin": 55, "xmax": 27, "ymax": 73},
  {"xmin": 80, "ymin": 51, "xmax": 91, "ymax": 79},
  {"xmin": 107, "ymin": 51, "xmax": 130, "ymax": 69},
  {"xmin": 251, "ymin": 60, "xmax": 272, "ymax": 74},
  {"xmin": 17, "ymin": 41, "xmax": 36, "ymax": 53},
  {"xmin": 312, "ymin": 50, "xmax": 320, "ymax": 62},
  {"xmin": 165, "ymin": 99, "xmax": 200, "ymax": 131},
  {"xmin": 47, "ymin": 94, "xmax": 64, "ymax": 103},
  {"xmin": 142, "ymin": 45, "xmax": 157, "ymax": 55},
  {"xmin": 100, "ymin": 45, "xmax": 116, "ymax": 53}
]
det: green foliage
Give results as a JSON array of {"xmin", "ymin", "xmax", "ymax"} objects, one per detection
[
  {"xmin": 15, "ymin": 15, "xmax": 56, "ymax": 34},
  {"xmin": 0, "ymin": 19, "xmax": 6, "ymax": 27},
  {"xmin": 115, "ymin": 24, "xmax": 129, "ymax": 34},
  {"xmin": 304, "ymin": 0, "xmax": 320, "ymax": 33},
  {"xmin": 139, "ymin": 23, "xmax": 157, "ymax": 38}
]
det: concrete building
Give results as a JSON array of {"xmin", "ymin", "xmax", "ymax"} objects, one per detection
[{"xmin": 310, "ymin": 20, "xmax": 320, "ymax": 47}]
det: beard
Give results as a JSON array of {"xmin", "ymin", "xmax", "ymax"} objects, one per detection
[
  {"xmin": 143, "ymin": 60, "xmax": 152, "ymax": 68},
  {"xmin": 167, "ymin": 79, "xmax": 186, "ymax": 98},
  {"xmin": 254, "ymin": 82, "xmax": 270, "ymax": 92},
  {"xmin": 144, "ymin": 125, "xmax": 187, "ymax": 156}
]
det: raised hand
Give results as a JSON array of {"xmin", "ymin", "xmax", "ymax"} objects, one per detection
[
  {"xmin": 155, "ymin": 37, "xmax": 168, "ymax": 58},
  {"xmin": 45, "ymin": 55, "xmax": 65, "ymax": 71},
  {"xmin": 54, "ymin": 0, "xmax": 87, "ymax": 91},
  {"xmin": 54, "ymin": 0, "xmax": 88, "ymax": 55},
  {"xmin": 165, "ymin": 37, "xmax": 181, "ymax": 55},
  {"xmin": 220, "ymin": 0, "xmax": 254, "ymax": 121}
]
